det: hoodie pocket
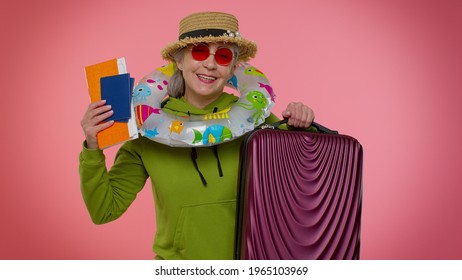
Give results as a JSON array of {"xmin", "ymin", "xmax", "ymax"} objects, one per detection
[{"xmin": 173, "ymin": 200, "xmax": 236, "ymax": 259}]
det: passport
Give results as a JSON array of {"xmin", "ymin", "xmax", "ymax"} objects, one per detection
[
  {"xmin": 100, "ymin": 73, "xmax": 134, "ymax": 122},
  {"xmin": 84, "ymin": 57, "xmax": 139, "ymax": 149}
]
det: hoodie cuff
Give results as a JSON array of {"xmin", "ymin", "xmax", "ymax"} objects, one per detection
[{"xmin": 80, "ymin": 141, "xmax": 105, "ymax": 164}]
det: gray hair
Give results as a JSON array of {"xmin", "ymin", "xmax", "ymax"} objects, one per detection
[{"xmin": 167, "ymin": 44, "xmax": 240, "ymax": 98}]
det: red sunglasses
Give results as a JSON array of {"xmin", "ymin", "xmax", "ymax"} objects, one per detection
[{"xmin": 190, "ymin": 44, "xmax": 234, "ymax": 66}]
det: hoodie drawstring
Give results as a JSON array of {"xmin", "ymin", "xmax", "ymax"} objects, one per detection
[
  {"xmin": 190, "ymin": 107, "xmax": 224, "ymax": 186},
  {"xmin": 190, "ymin": 145, "xmax": 224, "ymax": 187},
  {"xmin": 213, "ymin": 145, "xmax": 223, "ymax": 177},
  {"xmin": 191, "ymin": 148, "xmax": 207, "ymax": 186},
  {"xmin": 211, "ymin": 106, "xmax": 223, "ymax": 177}
]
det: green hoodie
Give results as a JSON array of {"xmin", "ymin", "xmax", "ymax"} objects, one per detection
[{"xmin": 79, "ymin": 93, "xmax": 280, "ymax": 259}]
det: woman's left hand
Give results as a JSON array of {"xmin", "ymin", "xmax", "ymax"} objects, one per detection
[{"xmin": 281, "ymin": 102, "xmax": 315, "ymax": 129}]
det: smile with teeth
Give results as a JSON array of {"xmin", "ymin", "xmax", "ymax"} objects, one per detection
[{"xmin": 197, "ymin": 74, "xmax": 217, "ymax": 81}]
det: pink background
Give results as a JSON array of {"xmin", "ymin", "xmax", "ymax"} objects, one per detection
[{"xmin": 1, "ymin": 0, "xmax": 461, "ymax": 259}]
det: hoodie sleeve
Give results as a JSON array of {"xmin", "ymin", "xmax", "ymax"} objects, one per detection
[
  {"xmin": 265, "ymin": 112, "xmax": 280, "ymax": 124},
  {"xmin": 79, "ymin": 139, "xmax": 149, "ymax": 224}
]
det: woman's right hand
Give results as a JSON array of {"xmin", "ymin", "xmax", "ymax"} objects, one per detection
[{"xmin": 80, "ymin": 100, "xmax": 114, "ymax": 149}]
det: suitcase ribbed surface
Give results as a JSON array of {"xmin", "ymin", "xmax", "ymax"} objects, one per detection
[{"xmin": 237, "ymin": 129, "xmax": 363, "ymax": 259}]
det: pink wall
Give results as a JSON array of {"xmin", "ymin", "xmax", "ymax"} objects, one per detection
[{"xmin": 1, "ymin": 0, "xmax": 461, "ymax": 259}]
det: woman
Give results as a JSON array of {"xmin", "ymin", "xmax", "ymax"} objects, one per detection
[{"xmin": 80, "ymin": 11, "xmax": 315, "ymax": 259}]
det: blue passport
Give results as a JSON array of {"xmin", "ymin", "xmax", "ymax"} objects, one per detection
[{"xmin": 100, "ymin": 73, "xmax": 134, "ymax": 122}]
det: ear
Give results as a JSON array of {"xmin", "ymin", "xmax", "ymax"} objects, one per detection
[
  {"xmin": 176, "ymin": 60, "xmax": 183, "ymax": 71},
  {"xmin": 175, "ymin": 53, "xmax": 185, "ymax": 71},
  {"xmin": 228, "ymin": 64, "xmax": 237, "ymax": 78}
]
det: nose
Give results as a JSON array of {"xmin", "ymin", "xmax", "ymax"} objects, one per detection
[{"xmin": 202, "ymin": 51, "xmax": 218, "ymax": 69}]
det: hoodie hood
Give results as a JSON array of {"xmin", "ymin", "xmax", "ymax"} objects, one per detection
[{"xmin": 161, "ymin": 92, "xmax": 238, "ymax": 117}]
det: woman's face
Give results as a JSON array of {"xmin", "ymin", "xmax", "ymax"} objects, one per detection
[{"xmin": 177, "ymin": 43, "xmax": 235, "ymax": 108}]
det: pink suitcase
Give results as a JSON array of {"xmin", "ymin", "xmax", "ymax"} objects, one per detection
[{"xmin": 235, "ymin": 121, "xmax": 363, "ymax": 259}]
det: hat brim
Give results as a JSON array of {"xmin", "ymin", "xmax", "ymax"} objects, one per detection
[{"xmin": 161, "ymin": 35, "xmax": 257, "ymax": 62}]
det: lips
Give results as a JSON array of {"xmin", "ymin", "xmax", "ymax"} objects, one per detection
[{"xmin": 197, "ymin": 74, "xmax": 217, "ymax": 82}]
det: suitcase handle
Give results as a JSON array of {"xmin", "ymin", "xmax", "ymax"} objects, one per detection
[{"xmin": 267, "ymin": 118, "xmax": 339, "ymax": 134}]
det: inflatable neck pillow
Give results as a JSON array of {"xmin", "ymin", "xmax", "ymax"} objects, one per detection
[{"xmin": 133, "ymin": 62, "xmax": 275, "ymax": 147}]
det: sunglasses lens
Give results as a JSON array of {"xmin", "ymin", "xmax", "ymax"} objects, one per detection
[
  {"xmin": 215, "ymin": 48, "xmax": 233, "ymax": 65},
  {"xmin": 191, "ymin": 44, "xmax": 233, "ymax": 65},
  {"xmin": 191, "ymin": 44, "xmax": 210, "ymax": 61}
]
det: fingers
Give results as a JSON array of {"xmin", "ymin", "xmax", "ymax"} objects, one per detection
[
  {"xmin": 91, "ymin": 107, "xmax": 114, "ymax": 125},
  {"xmin": 94, "ymin": 119, "xmax": 115, "ymax": 132},
  {"xmin": 84, "ymin": 101, "xmax": 111, "ymax": 123},
  {"xmin": 282, "ymin": 102, "xmax": 315, "ymax": 129},
  {"xmin": 82, "ymin": 101, "xmax": 113, "ymax": 125},
  {"xmin": 81, "ymin": 100, "xmax": 115, "ymax": 149}
]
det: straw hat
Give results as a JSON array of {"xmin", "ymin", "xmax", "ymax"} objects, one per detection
[{"xmin": 161, "ymin": 11, "xmax": 257, "ymax": 62}]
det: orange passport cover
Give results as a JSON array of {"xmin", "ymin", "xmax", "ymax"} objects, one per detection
[{"xmin": 84, "ymin": 58, "xmax": 130, "ymax": 148}]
